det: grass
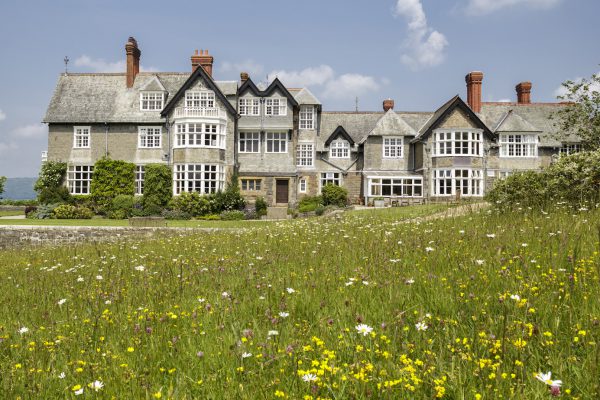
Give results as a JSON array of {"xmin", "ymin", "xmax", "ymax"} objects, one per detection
[
  {"xmin": 0, "ymin": 204, "xmax": 599, "ymax": 398},
  {"xmin": 0, "ymin": 210, "xmax": 24, "ymax": 217},
  {"xmin": 0, "ymin": 218, "xmax": 273, "ymax": 229}
]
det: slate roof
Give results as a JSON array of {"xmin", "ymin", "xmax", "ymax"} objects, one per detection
[
  {"xmin": 494, "ymin": 110, "xmax": 541, "ymax": 132},
  {"xmin": 360, "ymin": 109, "xmax": 419, "ymax": 143},
  {"xmin": 44, "ymin": 73, "xmax": 237, "ymax": 124},
  {"xmin": 290, "ymin": 88, "xmax": 321, "ymax": 105},
  {"xmin": 479, "ymin": 102, "xmax": 576, "ymax": 146},
  {"xmin": 318, "ymin": 111, "xmax": 432, "ymax": 150}
]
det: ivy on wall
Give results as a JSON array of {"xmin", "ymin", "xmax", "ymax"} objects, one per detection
[{"xmin": 90, "ymin": 157, "xmax": 135, "ymax": 208}]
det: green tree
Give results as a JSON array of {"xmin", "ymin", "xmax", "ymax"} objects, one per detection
[
  {"xmin": 0, "ymin": 176, "xmax": 6, "ymax": 197},
  {"xmin": 142, "ymin": 164, "xmax": 172, "ymax": 211},
  {"xmin": 90, "ymin": 157, "xmax": 135, "ymax": 209},
  {"xmin": 553, "ymin": 71, "xmax": 600, "ymax": 150}
]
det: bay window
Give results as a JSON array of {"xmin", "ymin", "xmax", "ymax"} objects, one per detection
[
  {"xmin": 433, "ymin": 130, "xmax": 482, "ymax": 156},
  {"xmin": 432, "ymin": 168, "xmax": 483, "ymax": 197},
  {"xmin": 173, "ymin": 164, "xmax": 224, "ymax": 195},
  {"xmin": 369, "ymin": 177, "xmax": 422, "ymax": 197},
  {"xmin": 174, "ymin": 123, "xmax": 226, "ymax": 148}
]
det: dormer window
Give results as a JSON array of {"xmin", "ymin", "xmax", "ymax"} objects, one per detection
[
  {"xmin": 265, "ymin": 98, "xmax": 287, "ymax": 116},
  {"xmin": 300, "ymin": 105, "xmax": 315, "ymax": 129},
  {"xmin": 186, "ymin": 91, "xmax": 215, "ymax": 108},
  {"xmin": 140, "ymin": 92, "xmax": 164, "ymax": 111},
  {"xmin": 239, "ymin": 98, "xmax": 260, "ymax": 116},
  {"xmin": 330, "ymin": 139, "xmax": 350, "ymax": 158}
]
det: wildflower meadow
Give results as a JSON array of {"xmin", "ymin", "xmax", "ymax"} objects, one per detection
[{"xmin": 1, "ymin": 205, "xmax": 599, "ymax": 399}]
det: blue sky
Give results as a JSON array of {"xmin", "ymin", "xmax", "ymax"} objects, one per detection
[{"xmin": 0, "ymin": 0, "xmax": 598, "ymax": 177}]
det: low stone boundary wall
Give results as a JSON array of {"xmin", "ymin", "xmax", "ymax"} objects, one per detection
[{"xmin": 0, "ymin": 225, "xmax": 221, "ymax": 250}]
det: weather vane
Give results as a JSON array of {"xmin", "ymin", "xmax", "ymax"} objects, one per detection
[{"xmin": 64, "ymin": 56, "xmax": 70, "ymax": 74}]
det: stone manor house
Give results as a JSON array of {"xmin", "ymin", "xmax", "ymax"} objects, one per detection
[{"xmin": 43, "ymin": 37, "xmax": 581, "ymax": 206}]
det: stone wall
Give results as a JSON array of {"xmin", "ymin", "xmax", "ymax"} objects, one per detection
[{"xmin": 0, "ymin": 226, "xmax": 220, "ymax": 250}]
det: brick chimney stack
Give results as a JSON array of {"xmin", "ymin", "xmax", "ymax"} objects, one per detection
[
  {"xmin": 465, "ymin": 71, "xmax": 484, "ymax": 113},
  {"xmin": 516, "ymin": 81, "xmax": 532, "ymax": 104},
  {"xmin": 125, "ymin": 37, "xmax": 141, "ymax": 88},
  {"xmin": 240, "ymin": 72, "xmax": 249, "ymax": 83},
  {"xmin": 383, "ymin": 99, "xmax": 394, "ymax": 112},
  {"xmin": 191, "ymin": 49, "xmax": 214, "ymax": 77}
]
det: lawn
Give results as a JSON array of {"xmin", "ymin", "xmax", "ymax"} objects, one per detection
[
  {"xmin": 0, "ymin": 205, "xmax": 598, "ymax": 398},
  {"xmin": 0, "ymin": 210, "xmax": 24, "ymax": 217}
]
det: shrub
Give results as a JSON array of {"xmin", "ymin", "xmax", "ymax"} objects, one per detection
[
  {"xmin": 170, "ymin": 192, "xmax": 213, "ymax": 217},
  {"xmin": 90, "ymin": 157, "xmax": 135, "ymax": 210},
  {"xmin": 38, "ymin": 186, "xmax": 72, "ymax": 205},
  {"xmin": 321, "ymin": 184, "xmax": 348, "ymax": 207},
  {"xmin": 24, "ymin": 205, "xmax": 38, "ymax": 217},
  {"xmin": 199, "ymin": 214, "xmax": 221, "ymax": 220},
  {"xmin": 315, "ymin": 205, "xmax": 326, "ymax": 216},
  {"xmin": 220, "ymin": 210, "xmax": 245, "ymax": 220},
  {"xmin": 214, "ymin": 173, "xmax": 245, "ymax": 212},
  {"xmin": 109, "ymin": 195, "xmax": 135, "ymax": 219},
  {"xmin": 31, "ymin": 203, "xmax": 59, "ymax": 219},
  {"xmin": 486, "ymin": 149, "xmax": 600, "ymax": 210},
  {"xmin": 35, "ymin": 161, "xmax": 67, "ymax": 194},
  {"xmin": 0, "ymin": 199, "xmax": 38, "ymax": 206},
  {"xmin": 52, "ymin": 204, "xmax": 93, "ymax": 219},
  {"xmin": 161, "ymin": 209, "xmax": 192, "ymax": 220},
  {"xmin": 298, "ymin": 195, "xmax": 323, "ymax": 213},
  {"xmin": 255, "ymin": 197, "xmax": 268, "ymax": 217},
  {"xmin": 142, "ymin": 164, "xmax": 172, "ymax": 212}
]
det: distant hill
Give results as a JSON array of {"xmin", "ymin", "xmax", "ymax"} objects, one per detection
[{"xmin": 1, "ymin": 177, "xmax": 37, "ymax": 200}]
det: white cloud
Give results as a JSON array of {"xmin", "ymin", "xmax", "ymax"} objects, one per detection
[
  {"xmin": 269, "ymin": 65, "xmax": 335, "ymax": 88},
  {"xmin": 322, "ymin": 74, "xmax": 380, "ymax": 99},
  {"xmin": 267, "ymin": 65, "xmax": 379, "ymax": 99},
  {"xmin": 394, "ymin": 0, "xmax": 449, "ymax": 70},
  {"xmin": 0, "ymin": 141, "xmax": 18, "ymax": 155},
  {"xmin": 0, "ymin": 109, "xmax": 5, "ymax": 121},
  {"xmin": 74, "ymin": 55, "xmax": 158, "ymax": 73},
  {"xmin": 466, "ymin": 0, "xmax": 561, "ymax": 15},
  {"xmin": 220, "ymin": 60, "xmax": 265, "ymax": 78},
  {"xmin": 11, "ymin": 123, "xmax": 46, "ymax": 139},
  {"xmin": 497, "ymin": 98, "xmax": 512, "ymax": 103},
  {"xmin": 554, "ymin": 72, "xmax": 600, "ymax": 99}
]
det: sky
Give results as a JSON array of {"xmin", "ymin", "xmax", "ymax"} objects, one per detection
[{"xmin": 0, "ymin": 0, "xmax": 598, "ymax": 178}]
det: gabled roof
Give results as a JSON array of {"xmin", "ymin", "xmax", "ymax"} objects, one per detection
[
  {"xmin": 494, "ymin": 109, "xmax": 542, "ymax": 132},
  {"xmin": 324, "ymin": 126, "xmax": 355, "ymax": 147},
  {"xmin": 237, "ymin": 77, "xmax": 299, "ymax": 107},
  {"xmin": 291, "ymin": 88, "xmax": 321, "ymax": 105},
  {"xmin": 139, "ymin": 75, "xmax": 166, "ymax": 92},
  {"xmin": 360, "ymin": 109, "xmax": 418, "ymax": 144},
  {"xmin": 161, "ymin": 67, "xmax": 237, "ymax": 117},
  {"xmin": 413, "ymin": 95, "xmax": 494, "ymax": 142}
]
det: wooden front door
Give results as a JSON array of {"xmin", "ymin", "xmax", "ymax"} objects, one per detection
[{"xmin": 275, "ymin": 179, "xmax": 289, "ymax": 204}]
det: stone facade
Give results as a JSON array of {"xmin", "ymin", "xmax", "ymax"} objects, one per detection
[{"xmin": 43, "ymin": 38, "xmax": 580, "ymax": 207}]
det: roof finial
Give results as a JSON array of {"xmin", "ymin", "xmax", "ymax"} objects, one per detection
[{"xmin": 64, "ymin": 56, "xmax": 70, "ymax": 75}]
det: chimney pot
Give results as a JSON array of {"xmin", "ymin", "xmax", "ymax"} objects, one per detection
[
  {"xmin": 465, "ymin": 71, "xmax": 484, "ymax": 113},
  {"xmin": 516, "ymin": 81, "xmax": 532, "ymax": 104},
  {"xmin": 125, "ymin": 36, "xmax": 141, "ymax": 88},
  {"xmin": 240, "ymin": 72, "xmax": 249, "ymax": 82},
  {"xmin": 191, "ymin": 48, "xmax": 214, "ymax": 77},
  {"xmin": 383, "ymin": 99, "xmax": 394, "ymax": 112}
]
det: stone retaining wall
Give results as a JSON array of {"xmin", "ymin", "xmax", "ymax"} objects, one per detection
[{"xmin": 0, "ymin": 226, "xmax": 220, "ymax": 250}]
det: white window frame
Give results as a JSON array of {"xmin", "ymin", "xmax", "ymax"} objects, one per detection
[
  {"xmin": 239, "ymin": 131, "xmax": 260, "ymax": 153},
  {"xmin": 499, "ymin": 134, "xmax": 538, "ymax": 158},
  {"xmin": 266, "ymin": 132, "xmax": 287, "ymax": 153},
  {"xmin": 299, "ymin": 105, "xmax": 315, "ymax": 129},
  {"xmin": 432, "ymin": 168, "xmax": 483, "ymax": 197},
  {"xmin": 299, "ymin": 178, "xmax": 307, "ymax": 193},
  {"xmin": 139, "ymin": 92, "xmax": 164, "ymax": 111},
  {"xmin": 320, "ymin": 172, "xmax": 342, "ymax": 191},
  {"xmin": 296, "ymin": 143, "xmax": 314, "ymax": 167},
  {"xmin": 239, "ymin": 98, "xmax": 260, "ymax": 116},
  {"xmin": 330, "ymin": 139, "xmax": 350, "ymax": 159},
  {"xmin": 138, "ymin": 126, "xmax": 162, "ymax": 148},
  {"xmin": 265, "ymin": 98, "xmax": 287, "ymax": 116},
  {"xmin": 185, "ymin": 90, "xmax": 215, "ymax": 108},
  {"xmin": 240, "ymin": 178, "xmax": 262, "ymax": 191},
  {"xmin": 559, "ymin": 143, "xmax": 582, "ymax": 156},
  {"xmin": 67, "ymin": 165, "xmax": 94, "ymax": 195},
  {"xmin": 173, "ymin": 164, "xmax": 224, "ymax": 195},
  {"xmin": 174, "ymin": 123, "xmax": 226, "ymax": 149},
  {"xmin": 432, "ymin": 130, "xmax": 483, "ymax": 157},
  {"xmin": 368, "ymin": 177, "xmax": 423, "ymax": 198},
  {"xmin": 135, "ymin": 165, "xmax": 145, "ymax": 195},
  {"xmin": 73, "ymin": 126, "xmax": 90, "ymax": 149},
  {"xmin": 383, "ymin": 137, "xmax": 403, "ymax": 158}
]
